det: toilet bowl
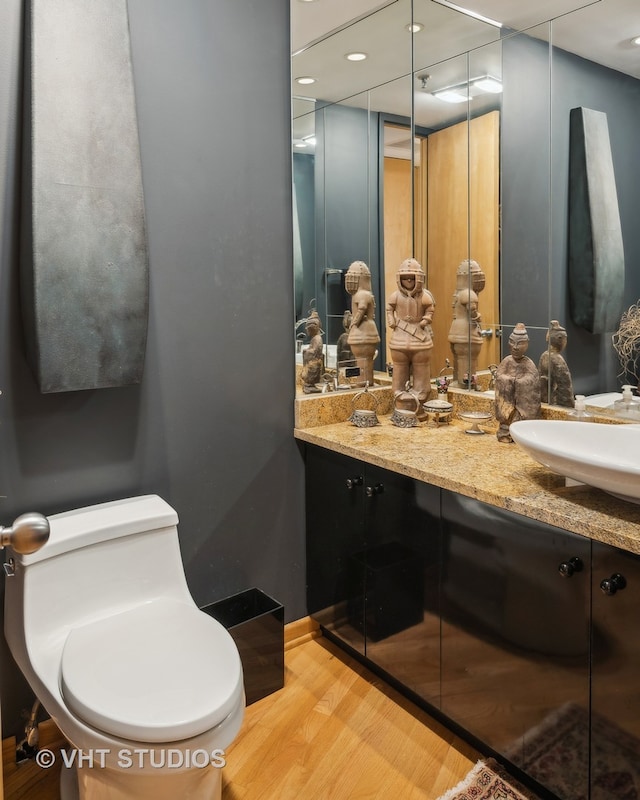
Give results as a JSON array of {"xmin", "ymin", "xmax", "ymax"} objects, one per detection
[{"xmin": 4, "ymin": 494, "xmax": 245, "ymax": 800}]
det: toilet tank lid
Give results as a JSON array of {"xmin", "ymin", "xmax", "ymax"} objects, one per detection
[{"xmin": 13, "ymin": 495, "xmax": 179, "ymax": 566}]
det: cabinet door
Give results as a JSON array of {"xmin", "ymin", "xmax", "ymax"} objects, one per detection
[
  {"xmin": 305, "ymin": 445, "xmax": 366, "ymax": 654},
  {"xmin": 591, "ymin": 542, "xmax": 640, "ymax": 799},
  {"xmin": 362, "ymin": 464, "xmax": 441, "ymax": 707},
  {"xmin": 440, "ymin": 491, "xmax": 590, "ymax": 800}
]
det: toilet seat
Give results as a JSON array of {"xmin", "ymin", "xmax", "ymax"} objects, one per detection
[{"xmin": 60, "ymin": 598, "xmax": 243, "ymax": 743}]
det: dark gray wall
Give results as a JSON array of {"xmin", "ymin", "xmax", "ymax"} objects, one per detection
[
  {"xmin": 0, "ymin": 0, "xmax": 304, "ymax": 736},
  {"xmin": 550, "ymin": 48, "xmax": 640, "ymax": 394},
  {"xmin": 313, "ymin": 104, "xmax": 381, "ymax": 348},
  {"xmin": 502, "ymin": 34, "xmax": 640, "ymax": 394}
]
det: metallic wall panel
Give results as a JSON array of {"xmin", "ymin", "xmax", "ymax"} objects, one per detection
[
  {"xmin": 21, "ymin": 0, "xmax": 149, "ymax": 392},
  {"xmin": 568, "ymin": 106, "xmax": 625, "ymax": 334}
]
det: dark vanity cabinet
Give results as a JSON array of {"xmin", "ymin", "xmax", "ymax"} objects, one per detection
[
  {"xmin": 440, "ymin": 490, "xmax": 591, "ymax": 800},
  {"xmin": 305, "ymin": 444, "xmax": 441, "ymax": 705},
  {"xmin": 305, "ymin": 444, "xmax": 640, "ymax": 800},
  {"xmin": 306, "ymin": 445, "xmax": 367, "ymax": 655},
  {"xmin": 590, "ymin": 542, "xmax": 640, "ymax": 798}
]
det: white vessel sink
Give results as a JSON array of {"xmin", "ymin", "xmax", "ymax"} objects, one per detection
[{"xmin": 509, "ymin": 420, "xmax": 640, "ymax": 505}]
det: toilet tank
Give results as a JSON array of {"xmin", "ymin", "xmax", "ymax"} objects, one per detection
[{"xmin": 5, "ymin": 495, "xmax": 193, "ymax": 649}]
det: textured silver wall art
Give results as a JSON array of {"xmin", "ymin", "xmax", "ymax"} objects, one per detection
[
  {"xmin": 21, "ymin": 0, "xmax": 149, "ymax": 393},
  {"xmin": 568, "ymin": 107, "xmax": 625, "ymax": 334}
]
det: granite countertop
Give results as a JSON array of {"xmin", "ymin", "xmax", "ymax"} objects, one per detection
[{"xmin": 294, "ymin": 414, "xmax": 640, "ymax": 555}]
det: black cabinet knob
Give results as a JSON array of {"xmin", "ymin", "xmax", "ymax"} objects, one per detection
[
  {"xmin": 345, "ymin": 476, "xmax": 363, "ymax": 490},
  {"xmin": 600, "ymin": 573, "xmax": 627, "ymax": 596},
  {"xmin": 366, "ymin": 483, "xmax": 384, "ymax": 497},
  {"xmin": 558, "ymin": 557, "xmax": 584, "ymax": 578}
]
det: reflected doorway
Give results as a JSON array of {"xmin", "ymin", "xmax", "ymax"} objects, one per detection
[{"xmin": 382, "ymin": 112, "xmax": 501, "ymax": 380}]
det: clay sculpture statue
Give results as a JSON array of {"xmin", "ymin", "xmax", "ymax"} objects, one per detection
[
  {"xmin": 538, "ymin": 320, "xmax": 574, "ymax": 407},
  {"xmin": 385, "ymin": 258, "xmax": 436, "ymax": 406},
  {"xmin": 345, "ymin": 261, "xmax": 380, "ymax": 387},
  {"xmin": 448, "ymin": 259, "xmax": 486, "ymax": 387},
  {"xmin": 299, "ymin": 310, "xmax": 324, "ymax": 394},
  {"xmin": 495, "ymin": 323, "xmax": 541, "ymax": 442}
]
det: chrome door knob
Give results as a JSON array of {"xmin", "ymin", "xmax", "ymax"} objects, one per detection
[{"xmin": 0, "ymin": 512, "xmax": 50, "ymax": 555}]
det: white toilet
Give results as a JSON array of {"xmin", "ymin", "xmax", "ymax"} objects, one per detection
[{"xmin": 4, "ymin": 494, "xmax": 245, "ymax": 800}]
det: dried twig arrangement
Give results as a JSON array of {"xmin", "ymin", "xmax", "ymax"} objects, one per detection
[{"xmin": 612, "ymin": 301, "xmax": 640, "ymax": 387}]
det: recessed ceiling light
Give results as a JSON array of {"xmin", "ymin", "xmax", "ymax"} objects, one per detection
[
  {"xmin": 430, "ymin": 75, "xmax": 502, "ymax": 103},
  {"xmin": 406, "ymin": 22, "xmax": 424, "ymax": 33},
  {"xmin": 632, "ymin": 36, "xmax": 640, "ymax": 46},
  {"xmin": 295, "ymin": 76, "xmax": 316, "ymax": 85},
  {"xmin": 434, "ymin": 88, "xmax": 469, "ymax": 104},
  {"xmin": 472, "ymin": 76, "xmax": 503, "ymax": 94},
  {"xmin": 345, "ymin": 52, "xmax": 367, "ymax": 62}
]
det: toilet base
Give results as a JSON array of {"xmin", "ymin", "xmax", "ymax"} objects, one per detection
[{"xmin": 60, "ymin": 759, "xmax": 223, "ymax": 800}]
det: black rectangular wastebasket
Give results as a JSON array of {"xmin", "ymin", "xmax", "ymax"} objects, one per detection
[{"xmin": 202, "ymin": 588, "xmax": 284, "ymax": 705}]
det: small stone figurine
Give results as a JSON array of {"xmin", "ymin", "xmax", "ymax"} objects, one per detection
[
  {"xmin": 385, "ymin": 258, "xmax": 436, "ymax": 406},
  {"xmin": 345, "ymin": 261, "xmax": 380, "ymax": 386},
  {"xmin": 538, "ymin": 320, "xmax": 574, "ymax": 407},
  {"xmin": 448, "ymin": 259, "xmax": 485, "ymax": 386},
  {"xmin": 299, "ymin": 310, "xmax": 324, "ymax": 394},
  {"xmin": 494, "ymin": 323, "xmax": 541, "ymax": 442},
  {"xmin": 336, "ymin": 310, "xmax": 355, "ymax": 366}
]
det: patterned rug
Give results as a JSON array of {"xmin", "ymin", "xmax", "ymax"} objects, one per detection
[
  {"xmin": 436, "ymin": 759, "xmax": 540, "ymax": 800},
  {"xmin": 511, "ymin": 702, "xmax": 640, "ymax": 800}
]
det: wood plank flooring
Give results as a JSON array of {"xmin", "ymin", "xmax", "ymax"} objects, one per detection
[
  {"xmin": 3, "ymin": 720, "xmax": 66, "ymax": 800},
  {"xmin": 222, "ymin": 635, "xmax": 480, "ymax": 799},
  {"xmin": 3, "ymin": 631, "xmax": 480, "ymax": 799}
]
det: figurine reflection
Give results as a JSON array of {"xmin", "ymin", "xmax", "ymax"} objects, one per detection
[
  {"xmin": 345, "ymin": 261, "xmax": 380, "ymax": 386},
  {"xmin": 386, "ymin": 258, "xmax": 436, "ymax": 404},
  {"xmin": 299, "ymin": 310, "xmax": 324, "ymax": 394},
  {"xmin": 336, "ymin": 310, "xmax": 354, "ymax": 366},
  {"xmin": 538, "ymin": 320, "xmax": 574, "ymax": 407},
  {"xmin": 448, "ymin": 259, "xmax": 485, "ymax": 386},
  {"xmin": 495, "ymin": 323, "xmax": 541, "ymax": 442}
]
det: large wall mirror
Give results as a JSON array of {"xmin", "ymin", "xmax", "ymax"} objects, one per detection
[{"xmin": 292, "ymin": 0, "xmax": 640, "ymax": 414}]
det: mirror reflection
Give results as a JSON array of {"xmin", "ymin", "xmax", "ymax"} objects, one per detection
[{"xmin": 292, "ymin": 0, "xmax": 640, "ymax": 417}]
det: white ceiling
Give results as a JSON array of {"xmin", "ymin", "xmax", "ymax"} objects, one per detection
[{"xmin": 292, "ymin": 0, "xmax": 640, "ymax": 139}]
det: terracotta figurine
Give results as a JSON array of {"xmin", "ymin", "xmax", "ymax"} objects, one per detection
[
  {"xmin": 448, "ymin": 259, "xmax": 485, "ymax": 386},
  {"xmin": 336, "ymin": 310, "xmax": 355, "ymax": 366},
  {"xmin": 538, "ymin": 320, "xmax": 574, "ymax": 407},
  {"xmin": 494, "ymin": 323, "xmax": 541, "ymax": 442},
  {"xmin": 299, "ymin": 310, "xmax": 324, "ymax": 394},
  {"xmin": 345, "ymin": 261, "xmax": 380, "ymax": 386},
  {"xmin": 386, "ymin": 258, "xmax": 436, "ymax": 405}
]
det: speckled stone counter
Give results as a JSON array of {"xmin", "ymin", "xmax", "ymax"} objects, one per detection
[
  {"xmin": 295, "ymin": 385, "xmax": 395, "ymax": 428},
  {"xmin": 294, "ymin": 414, "xmax": 640, "ymax": 555}
]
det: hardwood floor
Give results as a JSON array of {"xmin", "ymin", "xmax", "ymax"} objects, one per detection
[
  {"xmin": 3, "ymin": 721, "xmax": 66, "ymax": 800},
  {"xmin": 3, "ymin": 629, "xmax": 480, "ymax": 799},
  {"xmin": 222, "ymin": 635, "xmax": 480, "ymax": 799}
]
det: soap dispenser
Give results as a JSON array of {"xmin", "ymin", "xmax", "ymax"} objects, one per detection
[
  {"xmin": 612, "ymin": 385, "xmax": 640, "ymax": 419},
  {"xmin": 568, "ymin": 395, "xmax": 593, "ymax": 421}
]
